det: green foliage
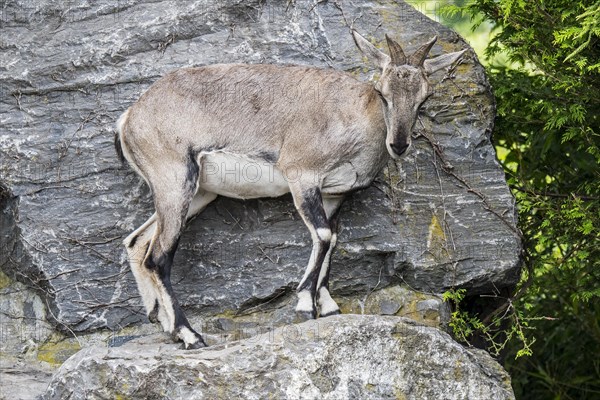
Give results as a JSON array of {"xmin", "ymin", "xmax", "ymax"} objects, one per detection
[
  {"xmin": 443, "ymin": 288, "xmax": 536, "ymax": 359},
  {"xmin": 440, "ymin": 1, "xmax": 600, "ymax": 399},
  {"xmin": 443, "ymin": 288, "xmax": 478, "ymax": 344}
]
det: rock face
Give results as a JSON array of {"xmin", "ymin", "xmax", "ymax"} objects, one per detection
[
  {"xmin": 43, "ymin": 315, "xmax": 514, "ymax": 400},
  {"xmin": 0, "ymin": 0, "xmax": 521, "ymax": 334},
  {"xmin": 1, "ymin": 1, "xmax": 520, "ymax": 398}
]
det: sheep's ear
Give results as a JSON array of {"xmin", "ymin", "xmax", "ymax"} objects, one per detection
[
  {"xmin": 352, "ymin": 30, "xmax": 390, "ymax": 70},
  {"xmin": 423, "ymin": 49, "xmax": 467, "ymax": 75}
]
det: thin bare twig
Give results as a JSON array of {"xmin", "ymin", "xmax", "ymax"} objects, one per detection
[{"xmin": 258, "ymin": 246, "xmax": 279, "ymax": 264}]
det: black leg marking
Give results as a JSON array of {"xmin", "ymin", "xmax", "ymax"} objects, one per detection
[
  {"xmin": 320, "ymin": 309, "xmax": 342, "ymax": 318},
  {"xmin": 147, "ymin": 242, "xmax": 207, "ymax": 348},
  {"xmin": 144, "ymin": 237, "xmax": 180, "ymax": 274},
  {"xmin": 297, "ymin": 187, "xmax": 331, "ymax": 293},
  {"xmin": 163, "ymin": 281, "xmax": 207, "ymax": 349},
  {"xmin": 294, "ymin": 186, "xmax": 334, "ymax": 320},
  {"xmin": 186, "ymin": 147, "xmax": 200, "ymax": 189},
  {"xmin": 127, "ymin": 234, "xmax": 139, "ymax": 249},
  {"xmin": 301, "ymin": 187, "xmax": 329, "ymax": 231},
  {"xmin": 148, "ymin": 299, "xmax": 159, "ymax": 323},
  {"xmin": 129, "ymin": 150, "xmax": 206, "ymax": 348},
  {"xmin": 114, "ymin": 131, "xmax": 125, "ymax": 164},
  {"xmin": 319, "ymin": 207, "xmax": 341, "ymax": 291},
  {"xmin": 297, "ymin": 240, "xmax": 330, "ymax": 293},
  {"xmin": 328, "ymin": 202, "xmax": 342, "ymax": 231},
  {"xmin": 314, "ymin": 197, "xmax": 344, "ymax": 318}
]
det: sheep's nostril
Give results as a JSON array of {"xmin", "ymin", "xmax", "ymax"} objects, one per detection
[{"xmin": 390, "ymin": 142, "xmax": 409, "ymax": 156}]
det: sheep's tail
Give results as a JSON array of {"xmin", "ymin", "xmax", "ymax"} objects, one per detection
[{"xmin": 114, "ymin": 109, "xmax": 130, "ymax": 165}]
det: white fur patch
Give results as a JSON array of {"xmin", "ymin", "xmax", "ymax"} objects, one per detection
[
  {"xmin": 329, "ymin": 233, "xmax": 337, "ymax": 248},
  {"xmin": 137, "ymin": 276, "xmax": 159, "ymax": 314},
  {"xmin": 126, "ymin": 218, "xmax": 163, "ymax": 322},
  {"xmin": 316, "ymin": 228, "xmax": 332, "ymax": 242},
  {"xmin": 155, "ymin": 280, "xmax": 176, "ymax": 333},
  {"xmin": 297, "ymin": 241, "xmax": 319, "ymax": 289},
  {"xmin": 127, "ymin": 251, "xmax": 156, "ymax": 312},
  {"xmin": 295, "ymin": 290, "xmax": 314, "ymax": 312},
  {"xmin": 156, "ymin": 302, "xmax": 171, "ymax": 332},
  {"xmin": 127, "ymin": 219, "xmax": 176, "ymax": 334},
  {"xmin": 200, "ymin": 151, "xmax": 290, "ymax": 199},
  {"xmin": 178, "ymin": 326, "xmax": 199, "ymax": 347},
  {"xmin": 318, "ymin": 287, "xmax": 340, "ymax": 315},
  {"xmin": 316, "ymin": 234, "xmax": 336, "ymax": 289},
  {"xmin": 186, "ymin": 191, "xmax": 218, "ymax": 219}
]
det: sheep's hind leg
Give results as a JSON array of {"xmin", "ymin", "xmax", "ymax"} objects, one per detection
[
  {"xmin": 125, "ymin": 213, "xmax": 165, "ymax": 325},
  {"xmin": 139, "ymin": 157, "xmax": 214, "ymax": 349}
]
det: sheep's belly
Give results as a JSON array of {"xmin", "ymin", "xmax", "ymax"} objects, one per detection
[{"xmin": 199, "ymin": 152, "xmax": 290, "ymax": 199}]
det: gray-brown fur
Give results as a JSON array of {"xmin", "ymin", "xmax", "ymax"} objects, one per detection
[
  {"xmin": 121, "ymin": 63, "xmax": 387, "ymax": 194},
  {"xmin": 116, "ymin": 30, "xmax": 466, "ymax": 349}
]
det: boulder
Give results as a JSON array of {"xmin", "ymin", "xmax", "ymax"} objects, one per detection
[
  {"xmin": 43, "ymin": 315, "xmax": 515, "ymax": 400},
  {"xmin": 0, "ymin": 0, "xmax": 520, "ymax": 333}
]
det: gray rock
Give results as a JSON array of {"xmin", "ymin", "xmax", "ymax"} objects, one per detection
[
  {"xmin": 417, "ymin": 298, "xmax": 444, "ymax": 320},
  {"xmin": 0, "ymin": 359, "xmax": 55, "ymax": 400},
  {"xmin": 42, "ymin": 315, "xmax": 515, "ymax": 400},
  {"xmin": 0, "ymin": 279, "xmax": 54, "ymax": 357},
  {"xmin": 0, "ymin": 0, "xmax": 521, "ymax": 333}
]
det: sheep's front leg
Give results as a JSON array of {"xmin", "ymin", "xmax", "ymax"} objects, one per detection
[
  {"xmin": 316, "ymin": 196, "xmax": 344, "ymax": 317},
  {"xmin": 290, "ymin": 185, "xmax": 333, "ymax": 320}
]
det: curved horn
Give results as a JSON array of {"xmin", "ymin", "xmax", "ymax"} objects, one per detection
[
  {"xmin": 385, "ymin": 34, "xmax": 406, "ymax": 65},
  {"xmin": 409, "ymin": 36, "xmax": 437, "ymax": 67}
]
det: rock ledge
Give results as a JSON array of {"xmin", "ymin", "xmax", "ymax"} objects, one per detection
[{"xmin": 43, "ymin": 315, "xmax": 514, "ymax": 400}]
